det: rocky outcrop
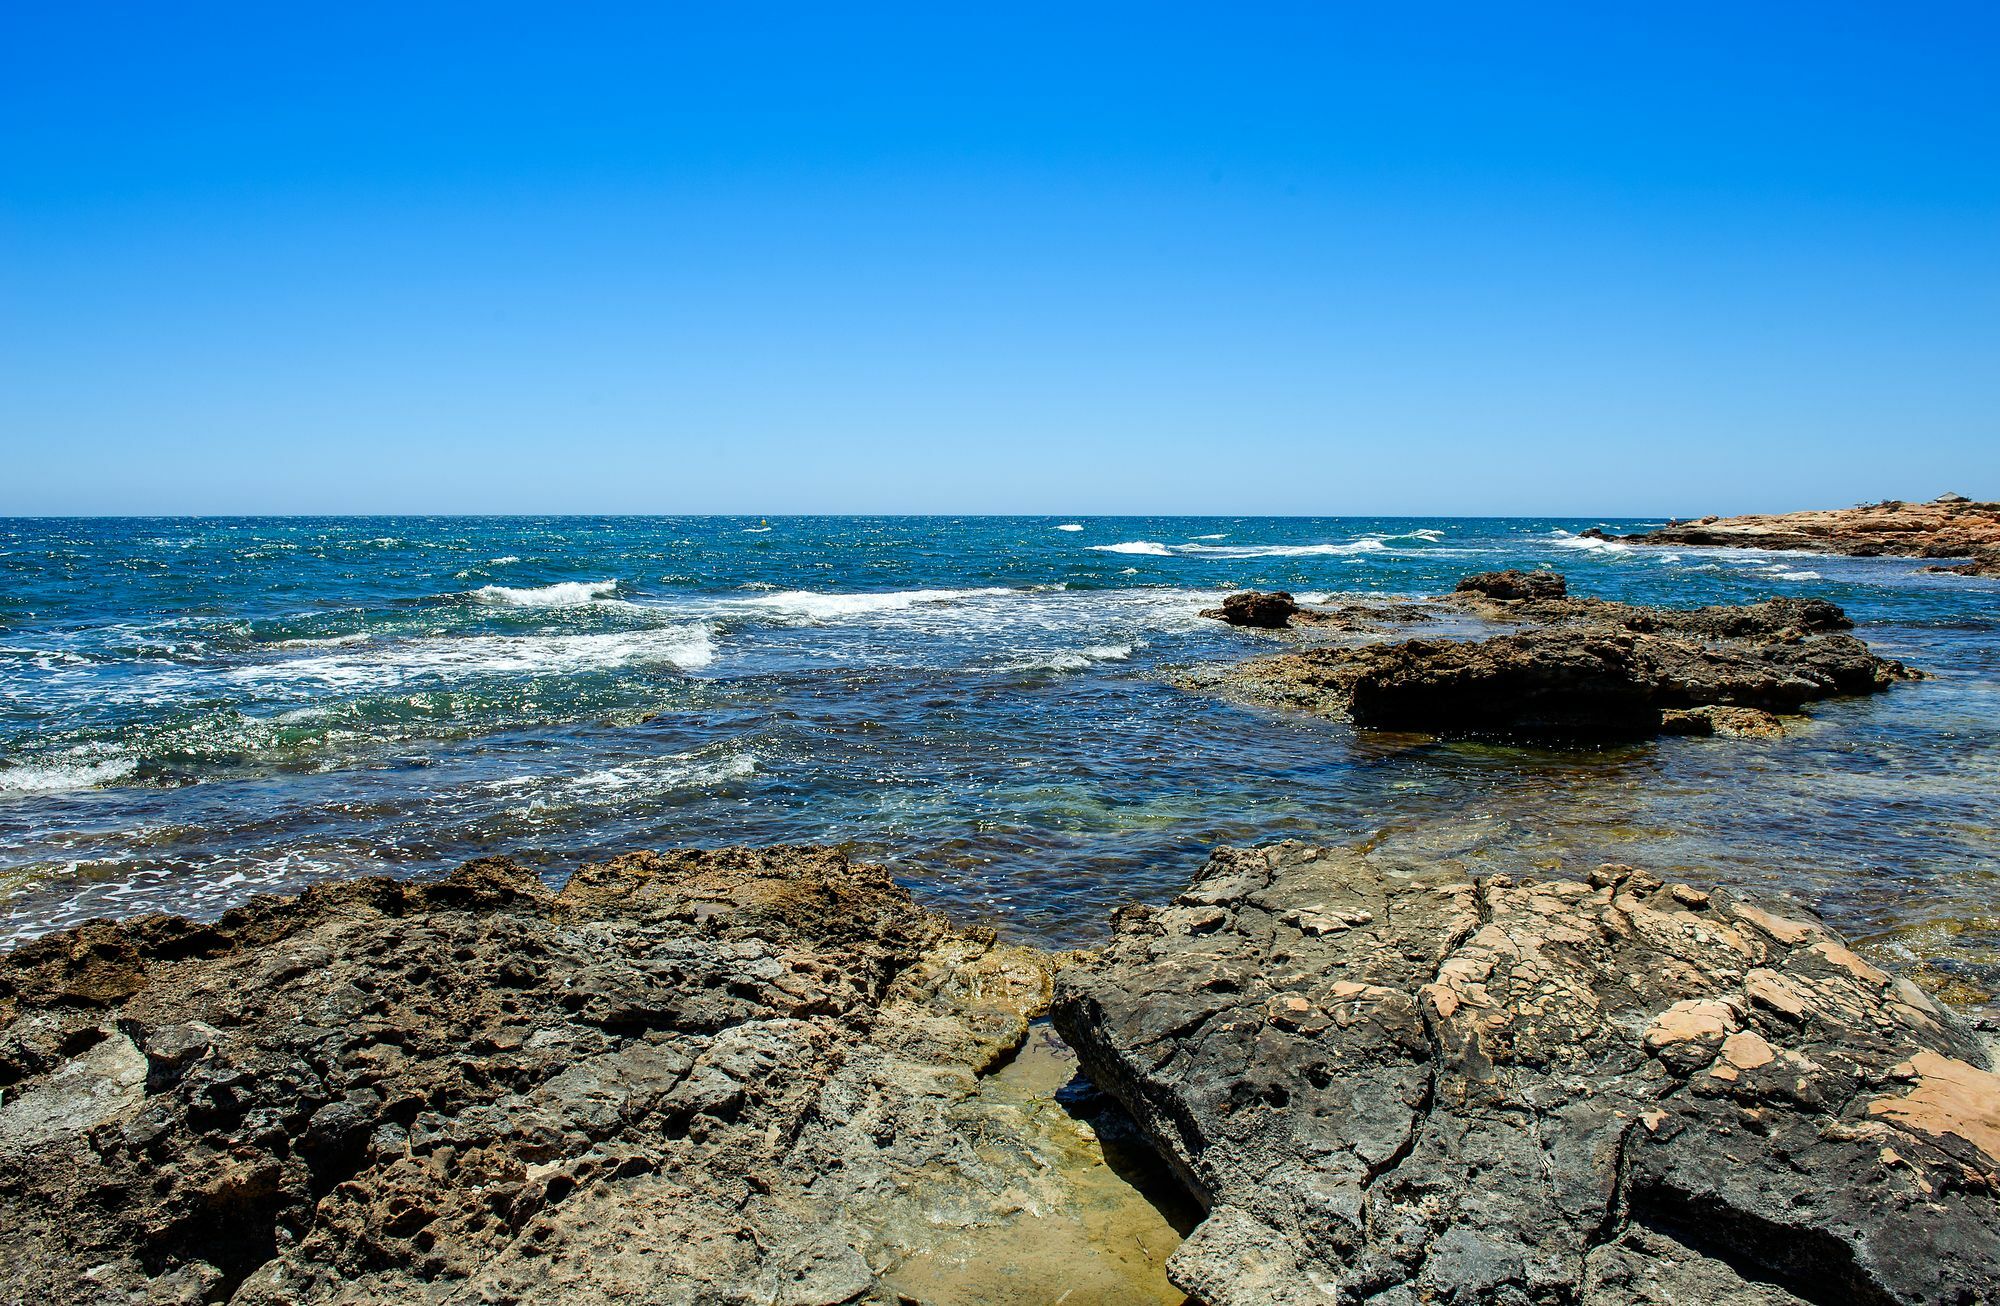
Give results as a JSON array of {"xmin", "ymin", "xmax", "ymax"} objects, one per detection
[
  {"xmin": 1201, "ymin": 590, "xmax": 1304, "ymax": 628},
  {"xmin": 0, "ymin": 848, "xmax": 1183, "ymax": 1306},
  {"xmin": 1213, "ymin": 575, "xmax": 1916, "ymax": 739},
  {"xmin": 1052, "ymin": 841, "xmax": 2000, "ymax": 1305},
  {"xmin": 1455, "ymin": 569, "xmax": 1568, "ymax": 601},
  {"xmin": 1615, "ymin": 494, "xmax": 2000, "ymax": 576}
]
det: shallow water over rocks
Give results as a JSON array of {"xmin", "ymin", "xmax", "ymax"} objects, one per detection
[{"xmin": 3, "ymin": 515, "xmax": 1996, "ymax": 998}]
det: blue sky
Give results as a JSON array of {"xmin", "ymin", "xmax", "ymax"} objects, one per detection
[{"xmin": 3, "ymin": 4, "xmax": 1995, "ymax": 515}]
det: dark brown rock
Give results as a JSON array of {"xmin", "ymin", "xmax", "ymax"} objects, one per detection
[
  {"xmin": 1455, "ymin": 569, "xmax": 1568, "ymax": 601},
  {"xmin": 1201, "ymin": 590, "xmax": 1302, "ymax": 628},
  {"xmin": 1053, "ymin": 841, "xmax": 2000, "ymax": 1306},
  {"xmin": 0, "ymin": 849, "xmax": 1182, "ymax": 1305},
  {"xmin": 1218, "ymin": 574, "xmax": 1915, "ymax": 740}
]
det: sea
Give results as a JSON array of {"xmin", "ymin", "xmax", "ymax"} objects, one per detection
[{"xmin": 3, "ymin": 516, "xmax": 1996, "ymax": 998}]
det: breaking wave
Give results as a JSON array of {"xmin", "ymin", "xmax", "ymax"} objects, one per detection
[
  {"xmin": 471, "ymin": 579, "xmax": 620, "ymax": 607},
  {"xmin": 720, "ymin": 587, "xmax": 1016, "ymax": 623},
  {"xmin": 0, "ymin": 758, "xmax": 138, "ymax": 796},
  {"xmin": 228, "ymin": 623, "xmax": 715, "ymax": 690},
  {"xmin": 1091, "ymin": 538, "xmax": 1390, "ymax": 558}
]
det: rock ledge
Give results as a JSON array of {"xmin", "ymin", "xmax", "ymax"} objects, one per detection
[{"xmin": 1054, "ymin": 841, "xmax": 2000, "ymax": 1305}]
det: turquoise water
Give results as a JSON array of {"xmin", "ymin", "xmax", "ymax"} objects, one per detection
[{"xmin": 3, "ymin": 516, "xmax": 1997, "ymax": 993}]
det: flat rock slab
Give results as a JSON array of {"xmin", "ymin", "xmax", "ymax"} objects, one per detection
[
  {"xmin": 1207, "ymin": 580, "xmax": 1917, "ymax": 740},
  {"xmin": 1053, "ymin": 842, "xmax": 2000, "ymax": 1305},
  {"xmin": 0, "ymin": 848, "xmax": 1180, "ymax": 1306},
  {"xmin": 1615, "ymin": 495, "xmax": 2000, "ymax": 576}
]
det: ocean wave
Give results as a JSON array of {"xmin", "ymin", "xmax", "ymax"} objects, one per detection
[
  {"xmin": 1772, "ymin": 570, "xmax": 1823, "ymax": 581},
  {"xmin": 229, "ymin": 623, "xmax": 715, "ymax": 690},
  {"xmin": 568, "ymin": 750, "xmax": 757, "ymax": 794},
  {"xmin": 1092, "ymin": 538, "xmax": 1389, "ymax": 558},
  {"xmin": 1550, "ymin": 531, "xmax": 1632, "ymax": 554},
  {"xmin": 0, "ymin": 758, "xmax": 137, "ymax": 796},
  {"xmin": 721, "ymin": 587, "xmax": 1015, "ymax": 623},
  {"xmin": 1189, "ymin": 533, "xmax": 1229, "ymax": 541},
  {"xmin": 998, "ymin": 641, "xmax": 1139, "ymax": 673},
  {"xmin": 471, "ymin": 579, "xmax": 619, "ymax": 607},
  {"xmin": 0, "ymin": 645, "xmax": 95, "ymax": 669},
  {"xmin": 1056, "ymin": 523, "xmax": 1085, "ymax": 532},
  {"xmin": 1185, "ymin": 540, "xmax": 1390, "ymax": 558},
  {"xmin": 490, "ymin": 747, "xmax": 758, "ymax": 809}
]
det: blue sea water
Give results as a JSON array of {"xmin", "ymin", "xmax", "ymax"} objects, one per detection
[{"xmin": 3, "ymin": 516, "xmax": 1997, "ymax": 993}]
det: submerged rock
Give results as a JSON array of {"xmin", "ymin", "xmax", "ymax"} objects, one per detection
[
  {"xmin": 1210, "ymin": 573, "xmax": 1916, "ymax": 739},
  {"xmin": 1201, "ymin": 590, "xmax": 1303, "ymax": 628},
  {"xmin": 0, "ymin": 848, "xmax": 1182, "ymax": 1306},
  {"xmin": 1053, "ymin": 841, "xmax": 2000, "ymax": 1305}
]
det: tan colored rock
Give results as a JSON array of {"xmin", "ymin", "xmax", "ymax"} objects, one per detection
[
  {"xmin": 1867, "ymin": 1050, "xmax": 2000, "ymax": 1163},
  {"xmin": 1621, "ymin": 495, "xmax": 2000, "ymax": 574}
]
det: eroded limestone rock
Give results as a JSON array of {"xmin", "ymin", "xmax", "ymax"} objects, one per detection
[
  {"xmin": 1053, "ymin": 842, "xmax": 2000, "ymax": 1305},
  {"xmin": 0, "ymin": 848, "xmax": 1181, "ymax": 1306}
]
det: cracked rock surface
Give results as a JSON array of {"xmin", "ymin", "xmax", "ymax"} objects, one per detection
[
  {"xmin": 0, "ymin": 847, "xmax": 1181, "ymax": 1306},
  {"xmin": 1052, "ymin": 842, "xmax": 2000, "ymax": 1305}
]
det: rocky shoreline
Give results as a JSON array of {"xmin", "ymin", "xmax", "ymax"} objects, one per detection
[
  {"xmin": 1189, "ymin": 571, "xmax": 1919, "ymax": 740},
  {"xmin": 0, "ymin": 575, "xmax": 1986, "ymax": 1306},
  {"xmin": 4, "ymin": 841, "xmax": 1994, "ymax": 1304},
  {"xmin": 0, "ymin": 848, "xmax": 1185, "ymax": 1306},
  {"xmin": 1602, "ymin": 493, "xmax": 2000, "ymax": 577}
]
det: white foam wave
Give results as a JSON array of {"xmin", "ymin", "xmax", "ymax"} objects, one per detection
[
  {"xmin": 0, "ymin": 758, "xmax": 137, "ymax": 795},
  {"xmin": 722, "ymin": 587, "xmax": 1015, "ymax": 623},
  {"xmin": 1772, "ymin": 570, "xmax": 1823, "ymax": 581},
  {"xmin": 271, "ymin": 633, "xmax": 370, "ymax": 649},
  {"xmin": 1090, "ymin": 541, "xmax": 1176, "ymax": 556},
  {"xmin": 1551, "ymin": 533, "xmax": 1632, "ymax": 554},
  {"xmin": 471, "ymin": 579, "xmax": 619, "ymax": 607},
  {"xmin": 1189, "ymin": 533, "xmax": 1229, "ymax": 541},
  {"xmin": 1184, "ymin": 540, "xmax": 1389, "ymax": 558},
  {"xmin": 230, "ymin": 623, "xmax": 715, "ymax": 690},
  {"xmin": 488, "ymin": 555, "xmax": 521, "ymax": 565},
  {"xmin": 1055, "ymin": 523, "xmax": 1085, "ymax": 532},
  {"xmin": 0, "ymin": 646, "xmax": 94, "ymax": 669},
  {"xmin": 1094, "ymin": 538, "xmax": 1389, "ymax": 558},
  {"xmin": 569, "ymin": 751, "xmax": 757, "ymax": 793},
  {"xmin": 998, "ymin": 641, "xmax": 1139, "ymax": 673}
]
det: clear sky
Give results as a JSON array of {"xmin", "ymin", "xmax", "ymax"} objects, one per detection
[{"xmin": 3, "ymin": 3, "xmax": 1995, "ymax": 516}]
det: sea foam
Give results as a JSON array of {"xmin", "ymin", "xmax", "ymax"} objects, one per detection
[
  {"xmin": 230, "ymin": 623, "xmax": 715, "ymax": 690},
  {"xmin": 1090, "ymin": 541, "xmax": 1176, "ymax": 556},
  {"xmin": 471, "ymin": 579, "xmax": 619, "ymax": 607},
  {"xmin": 0, "ymin": 758, "xmax": 137, "ymax": 796},
  {"xmin": 1091, "ymin": 538, "xmax": 1389, "ymax": 558},
  {"xmin": 722, "ymin": 587, "xmax": 1015, "ymax": 623}
]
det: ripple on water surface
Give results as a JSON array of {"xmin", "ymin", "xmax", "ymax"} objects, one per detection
[{"xmin": 2, "ymin": 516, "xmax": 1997, "ymax": 1001}]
